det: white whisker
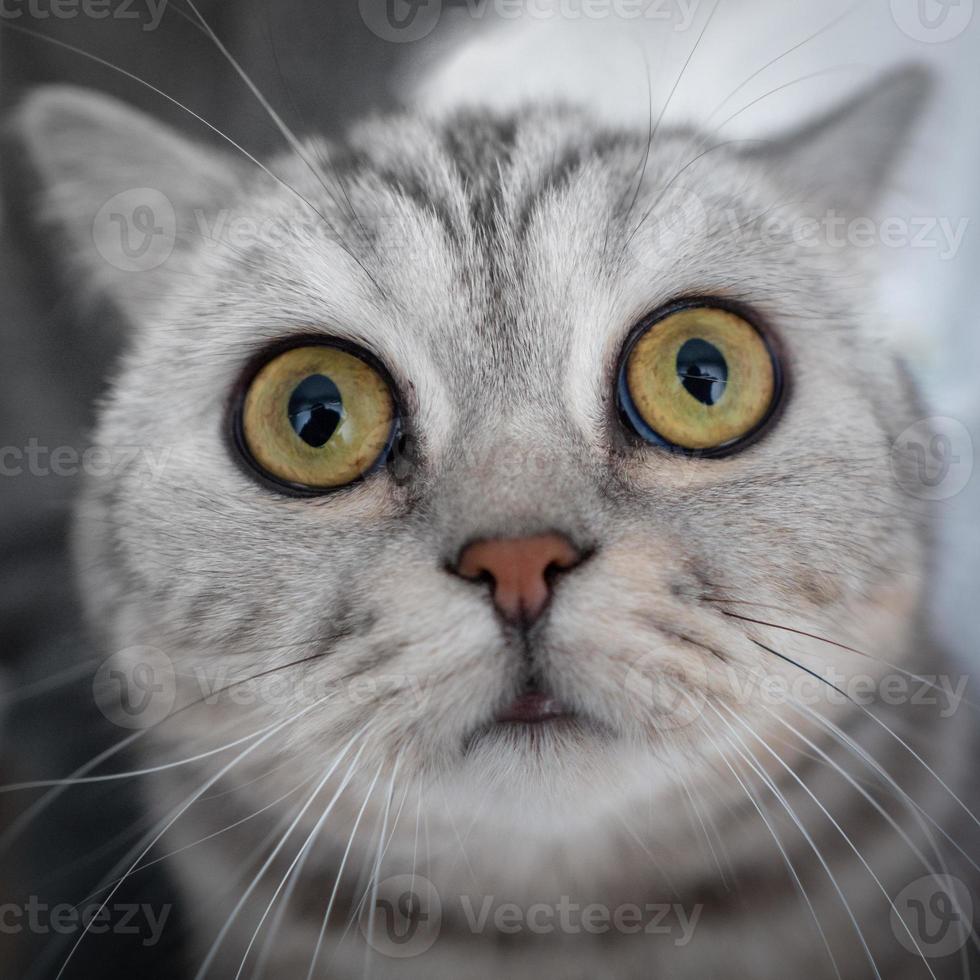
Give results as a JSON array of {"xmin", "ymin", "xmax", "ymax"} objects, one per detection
[
  {"xmin": 700, "ymin": 721, "xmax": 843, "ymax": 980},
  {"xmin": 706, "ymin": 701, "xmax": 882, "ymax": 980},
  {"xmin": 233, "ymin": 740, "xmax": 369, "ymax": 979},
  {"xmin": 305, "ymin": 762, "xmax": 384, "ymax": 980},
  {"xmin": 54, "ymin": 696, "xmax": 335, "ymax": 979},
  {"xmin": 193, "ymin": 722, "xmax": 370, "ymax": 979},
  {"xmin": 719, "ymin": 702, "xmax": 938, "ymax": 978}
]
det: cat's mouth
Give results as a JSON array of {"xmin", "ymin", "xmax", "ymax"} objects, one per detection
[
  {"xmin": 493, "ymin": 672, "xmax": 574, "ymax": 726},
  {"xmin": 494, "ymin": 691, "xmax": 569, "ymax": 725},
  {"xmin": 462, "ymin": 677, "xmax": 607, "ymax": 754}
]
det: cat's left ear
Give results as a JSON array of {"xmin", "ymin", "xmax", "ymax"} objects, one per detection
[
  {"xmin": 745, "ymin": 66, "xmax": 933, "ymax": 215},
  {"xmin": 13, "ymin": 85, "xmax": 245, "ymax": 325}
]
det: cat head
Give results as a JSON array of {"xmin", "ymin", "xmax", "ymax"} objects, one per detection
[{"xmin": 15, "ymin": 68, "xmax": 931, "ymax": 856}]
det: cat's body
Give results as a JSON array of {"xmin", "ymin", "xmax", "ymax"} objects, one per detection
[{"xmin": 12, "ymin": 45, "xmax": 979, "ymax": 980}]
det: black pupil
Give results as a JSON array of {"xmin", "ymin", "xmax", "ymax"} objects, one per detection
[
  {"xmin": 288, "ymin": 374, "xmax": 343, "ymax": 447},
  {"xmin": 676, "ymin": 338, "xmax": 728, "ymax": 406}
]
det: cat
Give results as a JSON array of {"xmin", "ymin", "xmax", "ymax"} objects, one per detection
[{"xmin": 12, "ymin": 56, "xmax": 979, "ymax": 978}]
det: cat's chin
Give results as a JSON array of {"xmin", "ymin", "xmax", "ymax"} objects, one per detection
[
  {"xmin": 466, "ymin": 714, "xmax": 594, "ymax": 752},
  {"xmin": 454, "ymin": 712, "xmax": 632, "ymax": 808}
]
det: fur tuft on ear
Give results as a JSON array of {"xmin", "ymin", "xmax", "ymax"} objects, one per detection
[
  {"xmin": 13, "ymin": 85, "xmax": 243, "ymax": 322},
  {"xmin": 745, "ymin": 65, "xmax": 934, "ymax": 216}
]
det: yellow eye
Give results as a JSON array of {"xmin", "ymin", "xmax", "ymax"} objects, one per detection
[
  {"xmin": 239, "ymin": 343, "xmax": 396, "ymax": 490},
  {"xmin": 618, "ymin": 305, "xmax": 780, "ymax": 453}
]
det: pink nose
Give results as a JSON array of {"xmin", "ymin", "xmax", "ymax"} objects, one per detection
[{"xmin": 455, "ymin": 533, "xmax": 583, "ymax": 624}]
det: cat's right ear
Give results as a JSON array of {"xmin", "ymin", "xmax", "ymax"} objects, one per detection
[
  {"xmin": 743, "ymin": 66, "xmax": 933, "ymax": 216},
  {"xmin": 12, "ymin": 85, "xmax": 243, "ymax": 324}
]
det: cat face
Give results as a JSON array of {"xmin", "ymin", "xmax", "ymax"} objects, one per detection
[{"xmin": 18, "ymin": 73, "xmax": 929, "ymax": 844}]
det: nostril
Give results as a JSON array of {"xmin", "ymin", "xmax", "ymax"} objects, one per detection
[
  {"xmin": 545, "ymin": 545, "xmax": 589, "ymax": 578},
  {"xmin": 454, "ymin": 553, "xmax": 496, "ymax": 585}
]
